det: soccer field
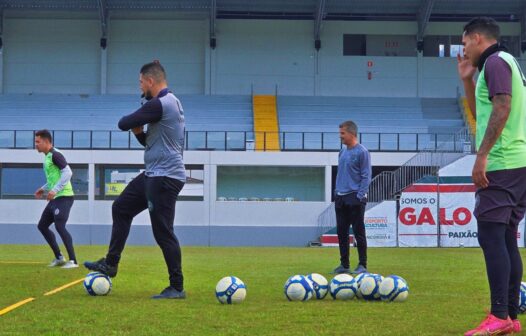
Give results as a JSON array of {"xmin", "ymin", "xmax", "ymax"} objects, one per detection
[{"xmin": 0, "ymin": 245, "xmax": 522, "ymax": 335}]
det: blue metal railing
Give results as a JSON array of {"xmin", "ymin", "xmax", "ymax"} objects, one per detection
[{"xmin": 0, "ymin": 130, "xmax": 466, "ymax": 152}]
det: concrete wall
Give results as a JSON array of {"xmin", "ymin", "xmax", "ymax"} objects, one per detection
[
  {"xmin": 107, "ymin": 19, "xmax": 205, "ymax": 94},
  {"xmin": 3, "ymin": 15, "xmax": 522, "ymax": 97},
  {"xmin": 3, "ymin": 18, "xmax": 100, "ymax": 94},
  {"xmin": 0, "ymin": 149, "xmax": 415, "ymax": 246}
]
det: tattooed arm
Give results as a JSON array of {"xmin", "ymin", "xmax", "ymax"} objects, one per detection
[
  {"xmin": 477, "ymin": 94, "xmax": 511, "ymax": 156},
  {"xmin": 472, "ymin": 94, "xmax": 511, "ymax": 188}
]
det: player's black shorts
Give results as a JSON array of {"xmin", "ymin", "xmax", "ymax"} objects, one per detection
[
  {"xmin": 474, "ymin": 166, "xmax": 526, "ymax": 226},
  {"xmin": 42, "ymin": 196, "xmax": 74, "ymax": 222}
]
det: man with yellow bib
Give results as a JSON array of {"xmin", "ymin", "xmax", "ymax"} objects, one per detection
[{"xmin": 34, "ymin": 129, "xmax": 77, "ymax": 269}]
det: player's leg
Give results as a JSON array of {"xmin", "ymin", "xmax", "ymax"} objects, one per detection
[
  {"xmin": 465, "ymin": 171, "xmax": 515, "ymax": 335},
  {"xmin": 478, "ymin": 220, "xmax": 510, "ymax": 318},
  {"xmin": 146, "ymin": 176, "xmax": 186, "ymax": 299},
  {"xmin": 52, "ymin": 196, "xmax": 78, "ymax": 268},
  {"xmin": 465, "ymin": 220, "xmax": 512, "ymax": 336},
  {"xmin": 37, "ymin": 201, "xmax": 65, "ymax": 266},
  {"xmin": 505, "ymin": 178, "xmax": 526, "ymax": 334},
  {"xmin": 84, "ymin": 172, "xmax": 148, "ymax": 276},
  {"xmin": 334, "ymin": 195, "xmax": 352, "ymax": 273},
  {"xmin": 505, "ymin": 221, "xmax": 522, "ymax": 322},
  {"xmin": 350, "ymin": 203, "xmax": 367, "ymax": 274}
]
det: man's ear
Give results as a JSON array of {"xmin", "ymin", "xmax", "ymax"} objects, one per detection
[
  {"xmin": 148, "ymin": 76, "xmax": 155, "ymax": 87},
  {"xmin": 473, "ymin": 33, "xmax": 482, "ymax": 45}
]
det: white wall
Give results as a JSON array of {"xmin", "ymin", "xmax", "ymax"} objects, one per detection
[
  {"xmin": 319, "ymin": 56, "xmax": 418, "ymax": 96},
  {"xmin": 210, "ymin": 20, "xmax": 473, "ymax": 97},
  {"xmin": 1, "ymin": 16, "xmax": 522, "ymax": 97},
  {"xmin": 107, "ymin": 19, "xmax": 206, "ymax": 94},
  {"xmin": 0, "ymin": 149, "xmax": 414, "ymax": 228},
  {"xmin": 3, "ymin": 18, "xmax": 100, "ymax": 94},
  {"xmin": 213, "ymin": 20, "xmax": 315, "ymax": 95},
  {"xmin": 421, "ymin": 57, "xmax": 460, "ymax": 97}
]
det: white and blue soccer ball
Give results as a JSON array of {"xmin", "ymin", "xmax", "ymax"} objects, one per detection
[
  {"xmin": 519, "ymin": 282, "xmax": 526, "ymax": 313},
  {"xmin": 353, "ymin": 272, "xmax": 369, "ymax": 299},
  {"xmin": 329, "ymin": 274, "xmax": 357, "ymax": 300},
  {"xmin": 379, "ymin": 275, "xmax": 409, "ymax": 302},
  {"xmin": 306, "ymin": 273, "xmax": 329, "ymax": 299},
  {"xmin": 83, "ymin": 272, "xmax": 112, "ymax": 296},
  {"xmin": 359, "ymin": 273, "xmax": 383, "ymax": 301},
  {"xmin": 284, "ymin": 275, "xmax": 314, "ymax": 301},
  {"xmin": 215, "ymin": 276, "xmax": 247, "ymax": 304}
]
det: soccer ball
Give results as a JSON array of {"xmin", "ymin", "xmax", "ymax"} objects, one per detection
[
  {"xmin": 83, "ymin": 272, "xmax": 112, "ymax": 296},
  {"xmin": 359, "ymin": 273, "xmax": 383, "ymax": 300},
  {"xmin": 329, "ymin": 274, "xmax": 357, "ymax": 300},
  {"xmin": 379, "ymin": 275, "xmax": 409, "ymax": 302},
  {"xmin": 353, "ymin": 272, "xmax": 369, "ymax": 299},
  {"xmin": 519, "ymin": 282, "xmax": 526, "ymax": 313},
  {"xmin": 215, "ymin": 276, "xmax": 246, "ymax": 304},
  {"xmin": 306, "ymin": 273, "xmax": 329, "ymax": 299},
  {"xmin": 284, "ymin": 275, "xmax": 314, "ymax": 301}
]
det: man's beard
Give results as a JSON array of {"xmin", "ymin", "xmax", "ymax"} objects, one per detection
[{"xmin": 143, "ymin": 90, "xmax": 153, "ymax": 100}]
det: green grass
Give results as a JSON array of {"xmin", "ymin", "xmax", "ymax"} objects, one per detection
[{"xmin": 0, "ymin": 245, "xmax": 523, "ymax": 335}]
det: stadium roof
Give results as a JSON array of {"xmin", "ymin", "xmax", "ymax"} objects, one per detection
[
  {"xmin": 0, "ymin": 0, "xmax": 524, "ymax": 22},
  {"xmin": 0, "ymin": 0, "xmax": 524, "ymax": 45}
]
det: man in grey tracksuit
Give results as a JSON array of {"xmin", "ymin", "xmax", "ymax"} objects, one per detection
[{"xmin": 84, "ymin": 61, "xmax": 187, "ymax": 299}]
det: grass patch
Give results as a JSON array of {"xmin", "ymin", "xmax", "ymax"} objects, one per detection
[{"xmin": 0, "ymin": 245, "xmax": 522, "ymax": 335}]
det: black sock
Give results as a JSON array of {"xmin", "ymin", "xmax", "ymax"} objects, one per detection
[
  {"xmin": 477, "ymin": 221, "xmax": 510, "ymax": 320},
  {"xmin": 105, "ymin": 255, "xmax": 119, "ymax": 266},
  {"xmin": 171, "ymin": 285, "xmax": 183, "ymax": 292}
]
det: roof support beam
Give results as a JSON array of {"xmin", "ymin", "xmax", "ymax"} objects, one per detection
[
  {"xmin": 314, "ymin": 0, "xmax": 326, "ymax": 50},
  {"xmin": 416, "ymin": 0, "xmax": 435, "ymax": 51},
  {"xmin": 210, "ymin": 0, "xmax": 216, "ymax": 49},
  {"xmin": 98, "ymin": 0, "xmax": 108, "ymax": 48},
  {"xmin": 0, "ymin": 2, "xmax": 4, "ymax": 50},
  {"xmin": 521, "ymin": 4, "xmax": 526, "ymax": 53},
  {"xmin": 0, "ymin": 0, "xmax": 4, "ymax": 36}
]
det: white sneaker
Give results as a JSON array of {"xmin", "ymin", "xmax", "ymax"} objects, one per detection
[
  {"xmin": 48, "ymin": 256, "xmax": 66, "ymax": 267},
  {"xmin": 61, "ymin": 260, "xmax": 79, "ymax": 269}
]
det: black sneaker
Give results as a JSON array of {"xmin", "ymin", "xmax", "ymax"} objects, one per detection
[
  {"xmin": 83, "ymin": 258, "xmax": 118, "ymax": 277},
  {"xmin": 151, "ymin": 286, "xmax": 186, "ymax": 299},
  {"xmin": 331, "ymin": 264, "xmax": 350, "ymax": 274},
  {"xmin": 351, "ymin": 264, "xmax": 368, "ymax": 275}
]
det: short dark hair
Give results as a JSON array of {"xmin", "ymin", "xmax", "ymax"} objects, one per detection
[
  {"xmin": 463, "ymin": 17, "xmax": 500, "ymax": 40},
  {"xmin": 35, "ymin": 129, "xmax": 52, "ymax": 143},
  {"xmin": 339, "ymin": 120, "xmax": 358, "ymax": 136},
  {"xmin": 140, "ymin": 60, "xmax": 166, "ymax": 83}
]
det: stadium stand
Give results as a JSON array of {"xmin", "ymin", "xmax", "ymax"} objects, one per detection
[
  {"xmin": 0, "ymin": 94, "xmax": 464, "ymax": 151},
  {"xmin": 277, "ymin": 96, "xmax": 464, "ymax": 150},
  {"xmin": 253, "ymin": 95, "xmax": 280, "ymax": 151}
]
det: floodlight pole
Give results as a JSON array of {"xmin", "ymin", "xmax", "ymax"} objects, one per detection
[
  {"xmin": 521, "ymin": 4, "xmax": 526, "ymax": 57},
  {"xmin": 416, "ymin": 0, "xmax": 435, "ymax": 53},
  {"xmin": 416, "ymin": 0, "xmax": 434, "ymax": 97},
  {"xmin": 206, "ymin": 0, "xmax": 217, "ymax": 95},
  {"xmin": 0, "ymin": 3, "xmax": 4, "ymax": 94},
  {"xmin": 314, "ymin": 0, "xmax": 326, "ymax": 51},
  {"xmin": 98, "ymin": 0, "xmax": 108, "ymax": 94},
  {"xmin": 313, "ymin": 0, "xmax": 326, "ymax": 96},
  {"xmin": 210, "ymin": 0, "xmax": 216, "ymax": 49}
]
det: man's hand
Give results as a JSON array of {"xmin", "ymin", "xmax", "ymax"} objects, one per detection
[
  {"xmin": 46, "ymin": 191, "xmax": 56, "ymax": 201},
  {"xmin": 472, "ymin": 154, "xmax": 489, "ymax": 189},
  {"xmin": 457, "ymin": 53, "xmax": 477, "ymax": 81},
  {"xmin": 132, "ymin": 126, "xmax": 144, "ymax": 135},
  {"xmin": 34, "ymin": 188, "xmax": 44, "ymax": 199}
]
